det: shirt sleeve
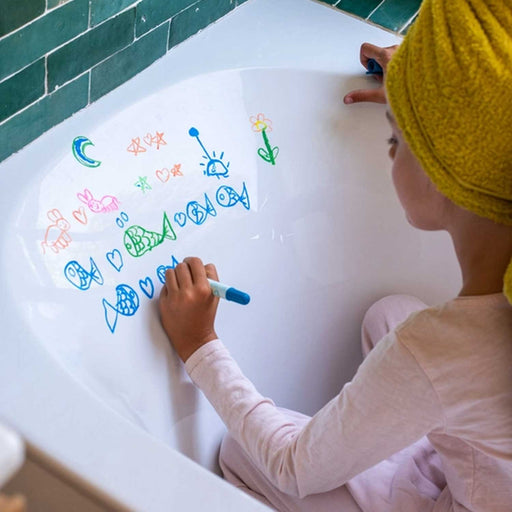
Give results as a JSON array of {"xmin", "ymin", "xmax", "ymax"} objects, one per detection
[{"xmin": 185, "ymin": 333, "xmax": 445, "ymax": 498}]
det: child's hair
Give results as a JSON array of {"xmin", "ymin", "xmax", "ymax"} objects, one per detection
[{"xmin": 385, "ymin": 0, "xmax": 512, "ymax": 302}]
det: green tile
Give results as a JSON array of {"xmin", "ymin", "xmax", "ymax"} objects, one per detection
[
  {"xmin": 0, "ymin": 0, "xmax": 89, "ymax": 82},
  {"xmin": 47, "ymin": 8, "xmax": 135, "ymax": 91},
  {"xmin": 90, "ymin": 0, "xmax": 137, "ymax": 27},
  {"xmin": 168, "ymin": 0, "xmax": 235, "ymax": 49},
  {"xmin": 47, "ymin": 0, "xmax": 73, "ymax": 9},
  {"xmin": 369, "ymin": 0, "xmax": 422, "ymax": 32},
  {"xmin": 335, "ymin": 0, "xmax": 382, "ymax": 19},
  {"xmin": 318, "ymin": 0, "xmax": 339, "ymax": 6},
  {"xmin": 0, "ymin": 59, "xmax": 45, "ymax": 123},
  {"xmin": 90, "ymin": 23, "xmax": 168, "ymax": 102},
  {"xmin": 136, "ymin": 0, "xmax": 196, "ymax": 37},
  {"xmin": 0, "ymin": 0, "xmax": 45, "ymax": 38},
  {"xmin": 0, "ymin": 73, "xmax": 89, "ymax": 162}
]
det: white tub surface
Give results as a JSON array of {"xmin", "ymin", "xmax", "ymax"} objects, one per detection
[{"xmin": 0, "ymin": 0, "xmax": 460, "ymax": 510}]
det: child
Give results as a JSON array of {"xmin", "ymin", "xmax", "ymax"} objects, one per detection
[{"xmin": 158, "ymin": 0, "xmax": 512, "ymax": 510}]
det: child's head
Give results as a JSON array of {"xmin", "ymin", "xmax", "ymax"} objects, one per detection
[{"xmin": 384, "ymin": 0, "xmax": 512, "ymax": 301}]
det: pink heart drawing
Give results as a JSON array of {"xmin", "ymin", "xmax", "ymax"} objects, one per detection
[
  {"xmin": 156, "ymin": 168, "xmax": 170, "ymax": 183},
  {"xmin": 72, "ymin": 206, "xmax": 88, "ymax": 225},
  {"xmin": 143, "ymin": 133, "xmax": 153, "ymax": 147}
]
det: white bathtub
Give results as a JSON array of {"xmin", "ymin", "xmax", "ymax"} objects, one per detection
[{"xmin": 0, "ymin": 0, "xmax": 460, "ymax": 509}]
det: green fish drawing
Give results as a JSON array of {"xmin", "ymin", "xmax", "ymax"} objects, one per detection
[{"xmin": 123, "ymin": 212, "xmax": 177, "ymax": 258}]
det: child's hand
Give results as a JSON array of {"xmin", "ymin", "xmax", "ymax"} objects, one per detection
[
  {"xmin": 344, "ymin": 42, "xmax": 399, "ymax": 104},
  {"xmin": 158, "ymin": 257, "xmax": 220, "ymax": 363},
  {"xmin": 0, "ymin": 494, "xmax": 26, "ymax": 512}
]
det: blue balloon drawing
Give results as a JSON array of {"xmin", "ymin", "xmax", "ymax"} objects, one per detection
[{"xmin": 72, "ymin": 136, "xmax": 102, "ymax": 168}]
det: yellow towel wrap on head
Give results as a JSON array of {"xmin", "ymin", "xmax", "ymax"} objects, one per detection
[{"xmin": 385, "ymin": 0, "xmax": 512, "ymax": 304}]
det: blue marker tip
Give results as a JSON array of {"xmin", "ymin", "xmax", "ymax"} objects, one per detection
[
  {"xmin": 366, "ymin": 58, "xmax": 383, "ymax": 75},
  {"xmin": 226, "ymin": 287, "xmax": 251, "ymax": 305},
  {"xmin": 207, "ymin": 278, "xmax": 250, "ymax": 306}
]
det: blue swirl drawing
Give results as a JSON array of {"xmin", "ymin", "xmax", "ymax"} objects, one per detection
[
  {"xmin": 216, "ymin": 182, "xmax": 250, "ymax": 210},
  {"xmin": 139, "ymin": 277, "xmax": 154, "ymax": 299},
  {"xmin": 186, "ymin": 193, "xmax": 217, "ymax": 225},
  {"xmin": 156, "ymin": 256, "xmax": 179, "ymax": 284},
  {"xmin": 64, "ymin": 257, "xmax": 104, "ymax": 290},
  {"xmin": 102, "ymin": 284, "xmax": 140, "ymax": 333},
  {"xmin": 106, "ymin": 249, "xmax": 124, "ymax": 272},
  {"xmin": 189, "ymin": 127, "xmax": 230, "ymax": 179}
]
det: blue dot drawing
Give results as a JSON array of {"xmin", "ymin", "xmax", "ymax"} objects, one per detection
[
  {"xmin": 106, "ymin": 249, "xmax": 124, "ymax": 272},
  {"xmin": 116, "ymin": 211, "xmax": 129, "ymax": 228},
  {"xmin": 102, "ymin": 284, "xmax": 140, "ymax": 334},
  {"xmin": 216, "ymin": 182, "xmax": 250, "ymax": 210},
  {"xmin": 156, "ymin": 255, "xmax": 179, "ymax": 284},
  {"xmin": 189, "ymin": 127, "xmax": 230, "ymax": 179},
  {"xmin": 139, "ymin": 277, "xmax": 154, "ymax": 299},
  {"xmin": 64, "ymin": 257, "xmax": 104, "ymax": 290}
]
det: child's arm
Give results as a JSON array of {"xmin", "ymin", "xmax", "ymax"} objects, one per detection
[
  {"xmin": 343, "ymin": 42, "xmax": 399, "ymax": 104},
  {"xmin": 158, "ymin": 259, "xmax": 444, "ymax": 498}
]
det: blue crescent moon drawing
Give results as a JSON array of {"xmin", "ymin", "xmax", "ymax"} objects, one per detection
[{"xmin": 72, "ymin": 136, "xmax": 101, "ymax": 168}]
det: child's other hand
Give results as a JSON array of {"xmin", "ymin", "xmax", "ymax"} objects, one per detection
[
  {"xmin": 344, "ymin": 42, "xmax": 399, "ymax": 104},
  {"xmin": 159, "ymin": 257, "xmax": 219, "ymax": 363}
]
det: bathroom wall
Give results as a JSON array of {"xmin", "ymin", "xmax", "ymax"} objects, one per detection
[
  {"xmin": 0, "ymin": 0, "xmax": 420, "ymax": 163},
  {"xmin": 319, "ymin": 0, "xmax": 421, "ymax": 33},
  {"xmin": 0, "ymin": 0, "xmax": 249, "ymax": 162}
]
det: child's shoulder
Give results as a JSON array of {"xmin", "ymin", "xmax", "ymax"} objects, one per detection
[{"xmin": 394, "ymin": 292, "xmax": 512, "ymax": 363}]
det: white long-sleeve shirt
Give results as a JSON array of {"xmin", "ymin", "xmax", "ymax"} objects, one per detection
[{"xmin": 185, "ymin": 293, "xmax": 512, "ymax": 511}]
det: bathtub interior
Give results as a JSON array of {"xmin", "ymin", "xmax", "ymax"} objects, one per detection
[{"xmin": 1, "ymin": 68, "xmax": 460, "ymax": 472}]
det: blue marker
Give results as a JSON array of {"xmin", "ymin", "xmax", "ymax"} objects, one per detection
[
  {"xmin": 208, "ymin": 278, "xmax": 250, "ymax": 305},
  {"xmin": 366, "ymin": 58, "xmax": 383, "ymax": 75}
]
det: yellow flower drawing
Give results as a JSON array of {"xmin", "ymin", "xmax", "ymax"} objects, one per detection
[{"xmin": 250, "ymin": 113, "xmax": 273, "ymax": 133}]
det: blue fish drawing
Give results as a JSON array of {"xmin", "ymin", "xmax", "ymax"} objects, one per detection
[
  {"xmin": 102, "ymin": 284, "xmax": 140, "ymax": 333},
  {"xmin": 216, "ymin": 182, "xmax": 250, "ymax": 210},
  {"xmin": 123, "ymin": 212, "xmax": 177, "ymax": 258},
  {"xmin": 64, "ymin": 257, "xmax": 104, "ymax": 290}
]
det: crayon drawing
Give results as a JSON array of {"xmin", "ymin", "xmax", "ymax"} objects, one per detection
[
  {"xmin": 189, "ymin": 127, "xmax": 230, "ymax": 179},
  {"xmin": 139, "ymin": 277, "xmax": 155, "ymax": 299},
  {"xmin": 250, "ymin": 114, "xmax": 279, "ymax": 165},
  {"xmin": 72, "ymin": 136, "xmax": 101, "ymax": 168},
  {"xmin": 64, "ymin": 258, "xmax": 104, "ymax": 290},
  {"xmin": 41, "ymin": 209, "xmax": 72, "ymax": 254},
  {"xmin": 102, "ymin": 284, "xmax": 140, "ymax": 333},
  {"xmin": 77, "ymin": 189, "xmax": 119, "ymax": 213},
  {"xmin": 106, "ymin": 249, "xmax": 124, "ymax": 272},
  {"xmin": 123, "ymin": 212, "xmax": 177, "ymax": 258}
]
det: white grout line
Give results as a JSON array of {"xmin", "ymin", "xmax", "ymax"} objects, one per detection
[
  {"xmin": 399, "ymin": 9, "xmax": 419, "ymax": 33},
  {"xmin": 367, "ymin": 0, "xmax": 386, "ymax": 19}
]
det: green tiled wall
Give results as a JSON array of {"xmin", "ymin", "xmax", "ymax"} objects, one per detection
[
  {"xmin": 0, "ymin": 0, "xmax": 417, "ymax": 163},
  {"xmin": 0, "ymin": 0, "xmax": 248, "ymax": 162},
  {"xmin": 320, "ymin": 0, "xmax": 421, "ymax": 33}
]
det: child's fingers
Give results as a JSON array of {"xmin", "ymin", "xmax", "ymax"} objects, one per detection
[
  {"xmin": 175, "ymin": 261, "xmax": 193, "ymax": 289},
  {"xmin": 344, "ymin": 88, "xmax": 387, "ymax": 104},
  {"xmin": 360, "ymin": 42, "xmax": 385, "ymax": 67},
  {"xmin": 359, "ymin": 42, "xmax": 399, "ymax": 71},
  {"xmin": 164, "ymin": 268, "xmax": 178, "ymax": 293},
  {"xmin": 204, "ymin": 263, "xmax": 219, "ymax": 282},
  {"xmin": 184, "ymin": 257, "xmax": 208, "ymax": 285}
]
